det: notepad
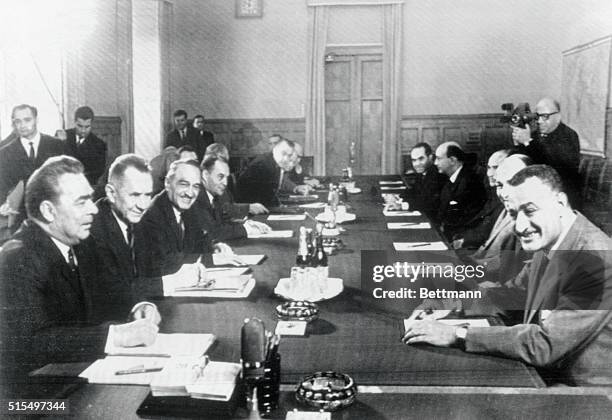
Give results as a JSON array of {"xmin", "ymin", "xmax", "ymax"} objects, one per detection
[
  {"xmin": 167, "ymin": 276, "xmax": 256, "ymax": 298},
  {"xmin": 275, "ymin": 320, "xmax": 307, "ymax": 336},
  {"xmin": 104, "ymin": 333, "xmax": 215, "ymax": 358},
  {"xmin": 248, "ymin": 230, "xmax": 294, "ymax": 238},
  {"xmin": 79, "ymin": 356, "xmax": 168, "ymax": 385},
  {"xmin": 267, "ymin": 214, "xmax": 307, "ymax": 221},
  {"xmin": 403, "ymin": 318, "xmax": 490, "ymax": 332},
  {"xmin": 387, "ymin": 222, "xmax": 431, "ymax": 230},
  {"xmin": 393, "ymin": 241, "xmax": 448, "ymax": 251},
  {"xmin": 379, "ymin": 180, "xmax": 404, "ymax": 185},
  {"xmin": 382, "ymin": 209, "xmax": 422, "ymax": 217},
  {"xmin": 380, "ymin": 185, "xmax": 406, "ymax": 190},
  {"xmin": 212, "ymin": 254, "xmax": 265, "ymax": 266},
  {"xmin": 299, "ymin": 202, "xmax": 327, "ymax": 209}
]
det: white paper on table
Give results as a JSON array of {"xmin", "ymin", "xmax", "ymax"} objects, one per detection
[
  {"xmin": 299, "ymin": 202, "xmax": 327, "ymax": 209},
  {"xmin": 248, "ymin": 230, "xmax": 294, "ymax": 238},
  {"xmin": 380, "ymin": 185, "xmax": 406, "ymax": 190},
  {"xmin": 379, "ymin": 180, "xmax": 404, "ymax": 185},
  {"xmin": 403, "ymin": 318, "xmax": 490, "ymax": 332},
  {"xmin": 393, "ymin": 241, "xmax": 448, "ymax": 251},
  {"xmin": 286, "ymin": 411, "xmax": 331, "ymax": 420},
  {"xmin": 267, "ymin": 214, "xmax": 306, "ymax": 221},
  {"xmin": 387, "ymin": 222, "xmax": 431, "ymax": 230},
  {"xmin": 212, "ymin": 254, "xmax": 265, "ymax": 266},
  {"xmin": 104, "ymin": 333, "xmax": 215, "ymax": 357},
  {"xmin": 382, "ymin": 209, "xmax": 422, "ymax": 217},
  {"xmin": 275, "ymin": 320, "xmax": 307, "ymax": 336},
  {"xmin": 167, "ymin": 276, "xmax": 256, "ymax": 298},
  {"xmin": 79, "ymin": 356, "xmax": 168, "ymax": 385}
]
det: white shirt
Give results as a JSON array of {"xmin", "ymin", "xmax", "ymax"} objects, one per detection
[
  {"xmin": 172, "ymin": 206, "xmax": 183, "ymax": 225},
  {"xmin": 20, "ymin": 131, "xmax": 41, "ymax": 158},
  {"xmin": 50, "ymin": 237, "xmax": 75, "ymax": 265},
  {"xmin": 449, "ymin": 165, "xmax": 463, "ymax": 184},
  {"xmin": 206, "ymin": 190, "xmax": 216, "ymax": 205},
  {"xmin": 111, "ymin": 209, "xmax": 130, "ymax": 244}
]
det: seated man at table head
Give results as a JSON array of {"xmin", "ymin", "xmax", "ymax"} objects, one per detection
[
  {"xmin": 287, "ymin": 142, "xmax": 320, "ymax": 188},
  {"xmin": 452, "ymin": 149, "xmax": 510, "ymax": 250},
  {"xmin": 434, "ymin": 141, "xmax": 487, "ymax": 240},
  {"xmin": 404, "ymin": 164, "xmax": 612, "ymax": 386},
  {"xmin": 195, "ymin": 155, "xmax": 270, "ymax": 242},
  {"xmin": 236, "ymin": 138, "xmax": 309, "ymax": 206},
  {"xmin": 0, "ymin": 156, "xmax": 159, "ymax": 389},
  {"xmin": 401, "ymin": 142, "xmax": 447, "ymax": 221},
  {"xmin": 90, "ymin": 154, "xmax": 154, "ymax": 314},
  {"xmin": 137, "ymin": 158, "xmax": 232, "ymax": 278},
  {"xmin": 204, "ymin": 142, "xmax": 268, "ymax": 217}
]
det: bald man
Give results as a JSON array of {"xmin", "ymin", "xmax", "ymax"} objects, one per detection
[{"xmin": 511, "ymin": 97, "xmax": 581, "ymax": 209}]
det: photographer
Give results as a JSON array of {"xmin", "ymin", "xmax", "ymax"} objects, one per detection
[{"xmin": 511, "ymin": 97, "xmax": 582, "ymax": 209}]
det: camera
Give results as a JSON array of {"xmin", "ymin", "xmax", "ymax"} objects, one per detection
[{"xmin": 500, "ymin": 102, "xmax": 538, "ymax": 129}]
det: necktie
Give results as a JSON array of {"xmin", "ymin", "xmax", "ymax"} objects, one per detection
[
  {"xmin": 28, "ymin": 141, "xmax": 35, "ymax": 162},
  {"xmin": 178, "ymin": 213, "xmax": 185, "ymax": 248},
  {"xmin": 67, "ymin": 247, "xmax": 78, "ymax": 272},
  {"xmin": 126, "ymin": 224, "xmax": 138, "ymax": 277}
]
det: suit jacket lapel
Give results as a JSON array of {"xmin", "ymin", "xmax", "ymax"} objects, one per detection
[
  {"xmin": 482, "ymin": 211, "xmax": 511, "ymax": 249},
  {"xmin": 161, "ymin": 194, "xmax": 182, "ymax": 249}
]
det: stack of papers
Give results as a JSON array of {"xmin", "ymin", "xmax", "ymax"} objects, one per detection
[
  {"xmin": 151, "ymin": 356, "xmax": 241, "ymax": 401},
  {"xmin": 212, "ymin": 254, "xmax": 265, "ymax": 266},
  {"xmin": 166, "ymin": 275, "xmax": 256, "ymax": 298},
  {"xmin": 380, "ymin": 185, "xmax": 406, "ymax": 190},
  {"xmin": 387, "ymin": 222, "xmax": 431, "ymax": 230},
  {"xmin": 299, "ymin": 202, "xmax": 327, "ymax": 209},
  {"xmin": 267, "ymin": 214, "xmax": 307, "ymax": 221},
  {"xmin": 404, "ymin": 318, "xmax": 490, "ymax": 331},
  {"xmin": 382, "ymin": 209, "xmax": 422, "ymax": 217},
  {"xmin": 393, "ymin": 241, "xmax": 448, "ymax": 251},
  {"xmin": 248, "ymin": 230, "xmax": 294, "ymax": 238},
  {"xmin": 379, "ymin": 180, "xmax": 404, "ymax": 185},
  {"xmin": 104, "ymin": 333, "xmax": 216, "ymax": 357},
  {"xmin": 79, "ymin": 356, "xmax": 168, "ymax": 385}
]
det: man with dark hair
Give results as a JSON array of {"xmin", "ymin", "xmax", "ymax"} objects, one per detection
[
  {"xmin": 177, "ymin": 144, "xmax": 199, "ymax": 162},
  {"xmin": 0, "ymin": 104, "xmax": 65, "ymax": 233},
  {"xmin": 401, "ymin": 142, "xmax": 447, "ymax": 220},
  {"xmin": 64, "ymin": 106, "xmax": 107, "ymax": 186},
  {"xmin": 452, "ymin": 149, "xmax": 510, "ymax": 250},
  {"xmin": 236, "ymin": 138, "xmax": 311, "ymax": 206},
  {"xmin": 512, "ymin": 97, "xmax": 582, "ymax": 209},
  {"xmin": 404, "ymin": 164, "xmax": 612, "ymax": 386},
  {"xmin": 194, "ymin": 156, "xmax": 270, "ymax": 242},
  {"xmin": 90, "ymin": 154, "xmax": 154, "ymax": 316},
  {"xmin": 137, "ymin": 159, "xmax": 233, "ymax": 277},
  {"xmin": 192, "ymin": 114, "xmax": 215, "ymax": 160},
  {"xmin": 165, "ymin": 109, "xmax": 198, "ymax": 149},
  {"xmin": 434, "ymin": 141, "xmax": 487, "ymax": 240},
  {"xmin": 0, "ymin": 156, "xmax": 160, "ymax": 392}
]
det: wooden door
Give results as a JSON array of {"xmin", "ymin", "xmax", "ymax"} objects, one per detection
[{"xmin": 325, "ymin": 53, "xmax": 383, "ymax": 175}]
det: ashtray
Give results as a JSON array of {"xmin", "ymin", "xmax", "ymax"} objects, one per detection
[
  {"xmin": 276, "ymin": 301, "xmax": 319, "ymax": 322},
  {"xmin": 295, "ymin": 371, "xmax": 357, "ymax": 411}
]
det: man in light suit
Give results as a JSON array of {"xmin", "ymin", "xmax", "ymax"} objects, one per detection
[
  {"xmin": 435, "ymin": 141, "xmax": 487, "ymax": 240},
  {"xmin": 403, "ymin": 165, "xmax": 612, "ymax": 386},
  {"xmin": 0, "ymin": 156, "xmax": 159, "ymax": 394},
  {"xmin": 0, "ymin": 104, "xmax": 64, "ymax": 232},
  {"xmin": 90, "ymin": 154, "xmax": 154, "ymax": 317},
  {"xmin": 64, "ymin": 106, "xmax": 107, "ymax": 186},
  {"xmin": 194, "ymin": 156, "xmax": 270, "ymax": 242}
]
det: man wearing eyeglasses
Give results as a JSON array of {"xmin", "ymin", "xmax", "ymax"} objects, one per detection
[{"xmin": 511, "ymin": 97, "xmax": 581, "ymax": 209}]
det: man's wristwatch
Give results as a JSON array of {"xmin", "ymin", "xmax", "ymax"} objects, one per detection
[{"xmin": 455, "ymin": 326, "xmax": 468, "ymax": 350}]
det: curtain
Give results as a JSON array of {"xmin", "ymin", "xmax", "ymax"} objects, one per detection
[
  {"xmin": 305, "ymin": 6, "xmax": 329, "ymax": 175},
  {"xmin": 381, "ymin": 3, "xmax": 402, "ymax": 173}
]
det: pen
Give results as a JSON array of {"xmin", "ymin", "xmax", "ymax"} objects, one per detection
[
  {"xmin": 408, "ymin": 242, "xmax": 431, "ymax": 248},
  {"xmin": 115, "ymin": 367, "xmax": 163, "ymax": 375}
]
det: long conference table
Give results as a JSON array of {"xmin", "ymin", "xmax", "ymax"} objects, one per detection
[{"xmin": 30, "ymin": 176, "xmax": 612, "ymax": 418}]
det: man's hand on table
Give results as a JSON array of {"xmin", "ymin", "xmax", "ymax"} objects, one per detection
[
  {"xmin": 244, "ymin": 220, "xmax": 271, "ymax": 236},
  {"xmin": 111, "ymin": 318, "xmax": 159, "ymax": 347},
  {"xmin": 402, "ymin": 320, "xmax": 458, "ymax": 347},
  {"xmin": 248, "ymin": 203, "xmax": 269, "ymax": 215},
  {"xmin": 294, "ymin": 184, "xmax": 313, "ymax": 195}
]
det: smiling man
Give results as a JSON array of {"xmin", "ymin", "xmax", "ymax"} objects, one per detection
[
  {"xmin": 403, "ymin": 165, "xmax": 612, "ymax": 386},
  {"xmin": 0, "ymin": 156, "xmax": 159, "ymax": 392},
  {"xmin": 90, "ymin": 154, "xmax": 154, "ymax": 315},
  {"xmin": 137, "ymin": 159, "xmax": 233, "ymax": 277}
]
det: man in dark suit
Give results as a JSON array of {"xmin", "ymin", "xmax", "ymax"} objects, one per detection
[
  {"xmin": 165, "ymin": 109, "xmax": 198, "ymax": 149},
  {"xmin": 64, "ymin": 106, "xmax": 107, "ymax": 186},
  {"xmin": 236, "ymin": 138, "xmax": 310, "ymax": 206},
  {"xmin": 137, "ymin": 159, "xmax": 233, "ymax": 277},
  {"xmin": 0, "ymin": 156, "xmax": 159, "ymax": 393},
  {"xmin": 452, "ymin": 149, "xmax": 510, "ymax": 250},
  {"xmin": 401, "ymin": 142, "xmax": 448, "ymax": 221},
  {"xmin": 90, "ymin": 154, "xmax": 154, "ymax": 316},
  {"xmin": 512, "ymin": 97, "xmax": 582, "ymax": 209},
  {"xmin": 192, "ymin": 114, "xmax": 215, "ymax": 161},
  {"xmin": 194, "ymin": 156, "xmax": 270, "ymax": 242},
  {"xmin": 404, "ymin": 165, "xmax": 612, "ymax": 386},
  {"xmin": 435, "ymin": 141, "xmax": 487, "ymax": 240},
  {"xmin": 0, "ymin": 104, "xmax": 65, "ymax": 232}
]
